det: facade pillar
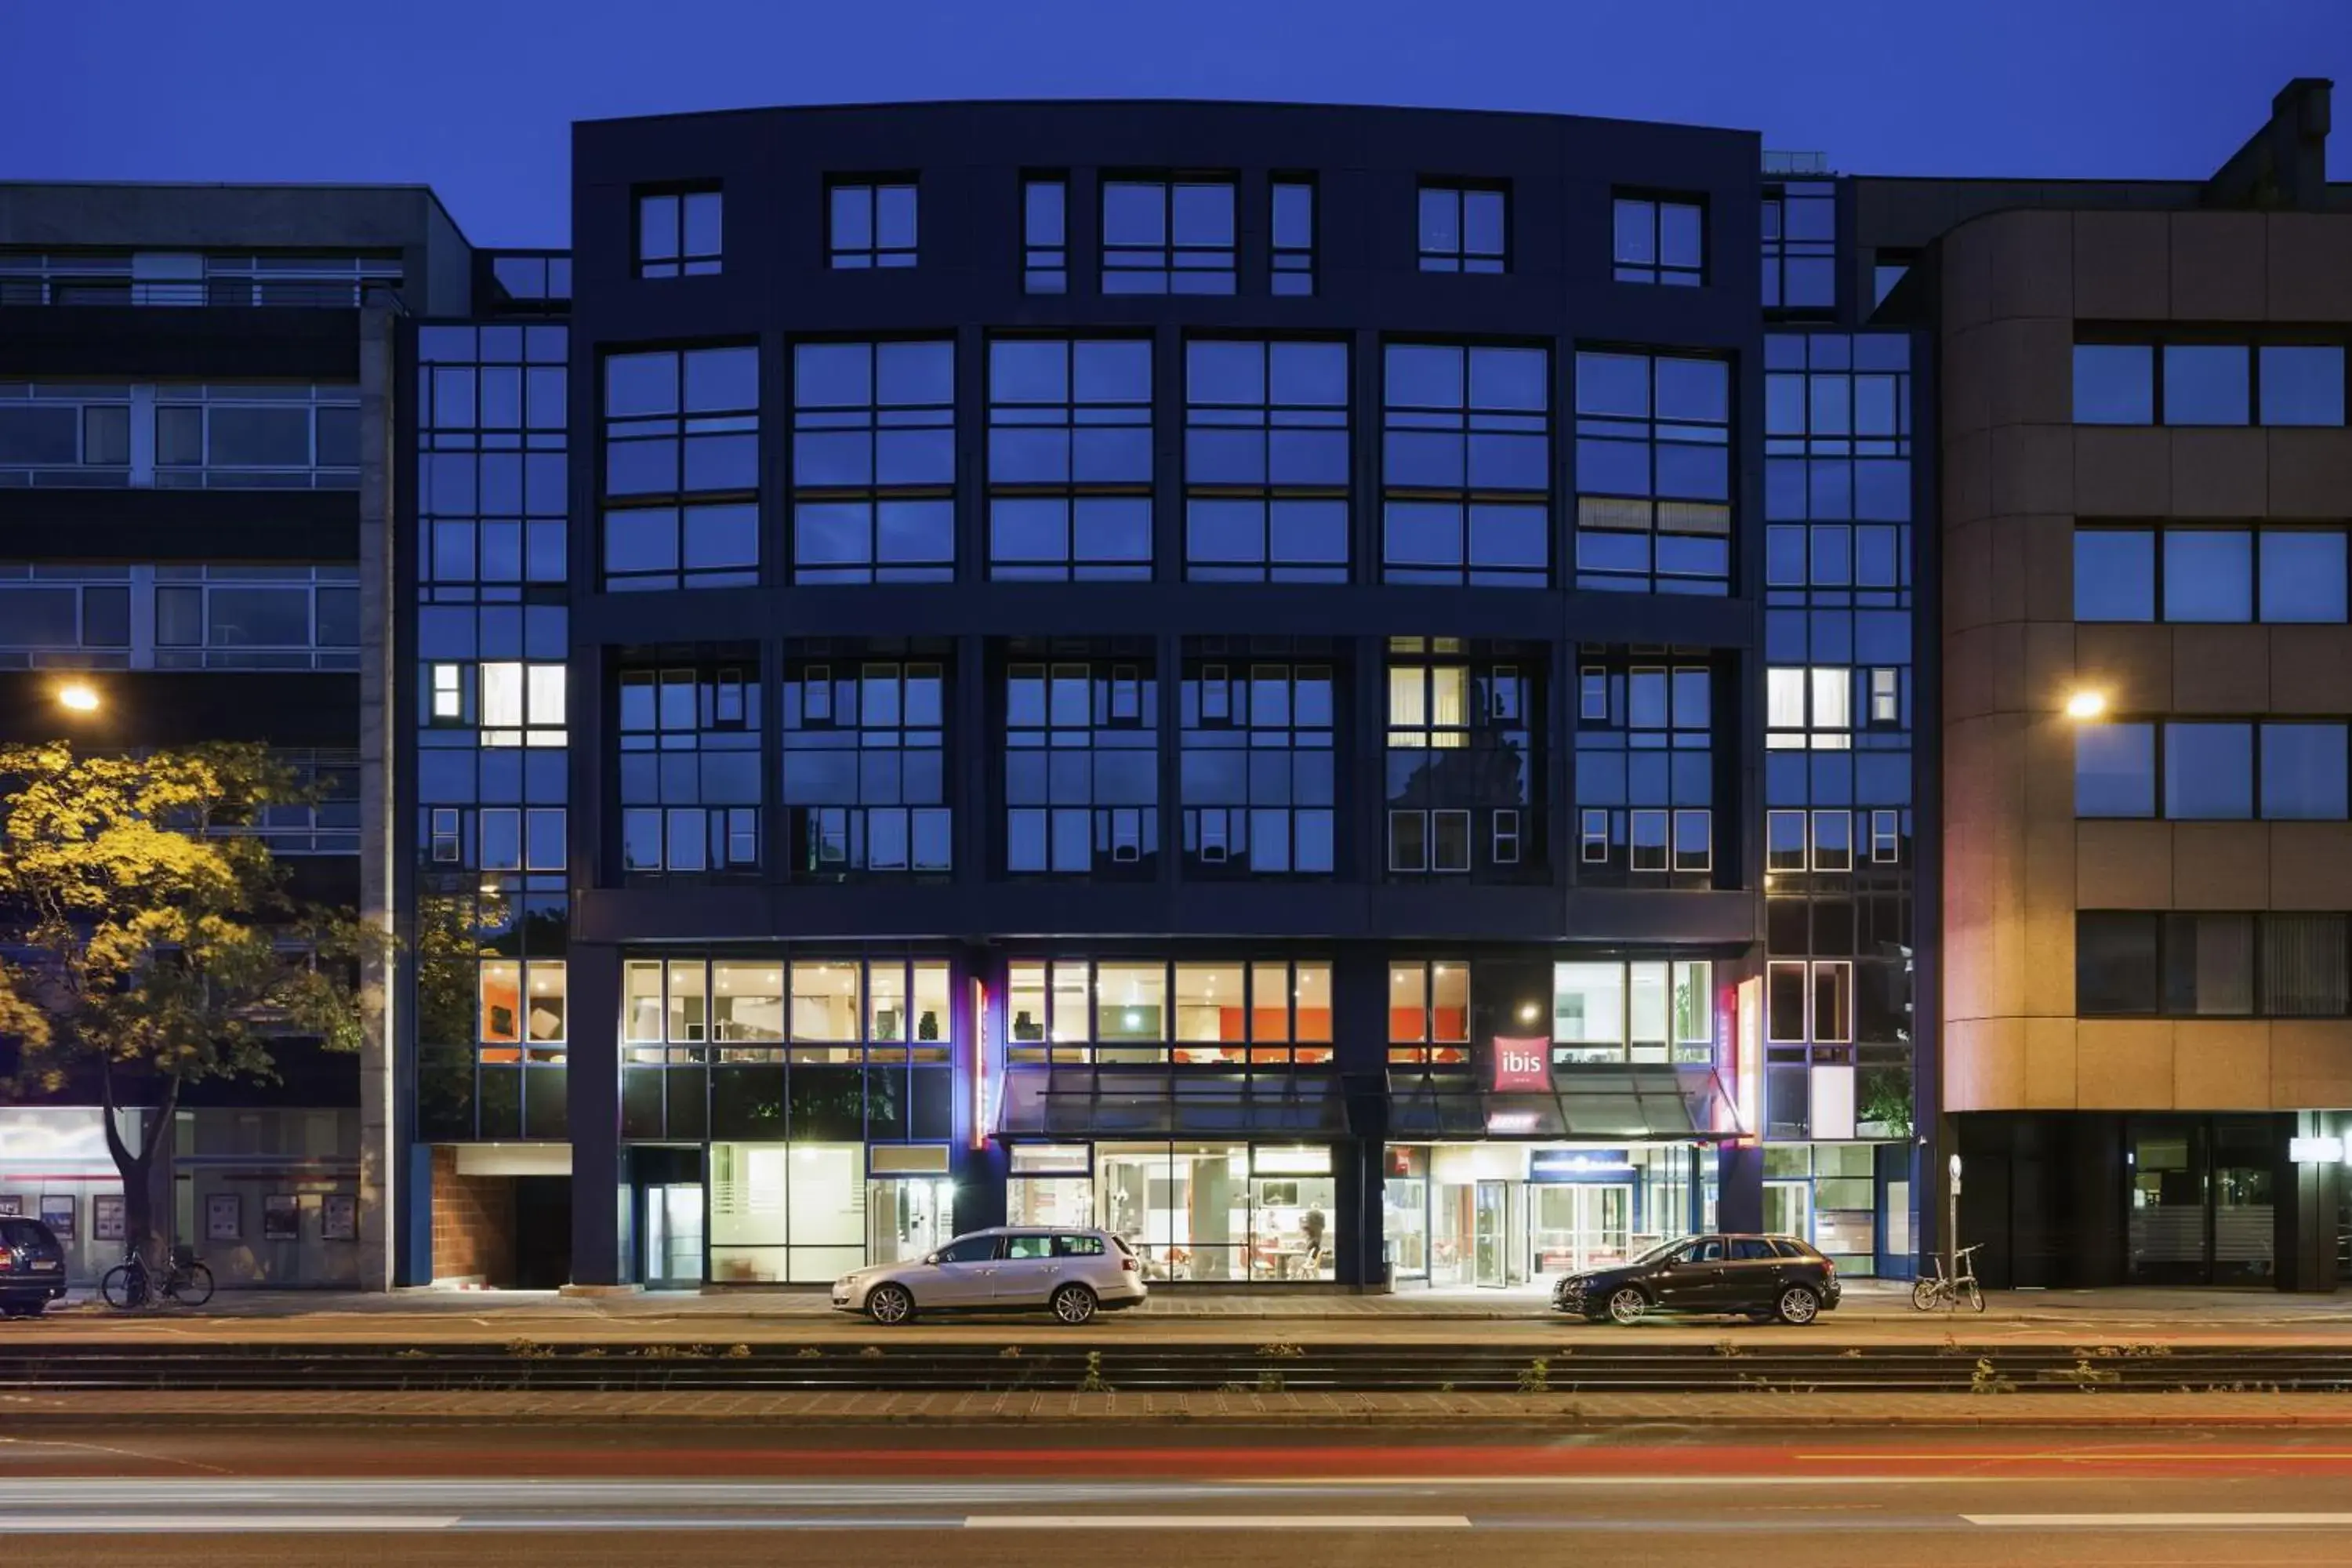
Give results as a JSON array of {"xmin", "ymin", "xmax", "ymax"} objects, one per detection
[
  {"xmin": 1334, "ymin": 946, "xmax": 1391, "ymax": 1290},
  {"xmin": 565, "ymin": 941, "xmax": 622, "ymax": 1286},
  {"xmin": 1715, "ymin": 1142, "xmax": 1765, "ymax": 1234}
]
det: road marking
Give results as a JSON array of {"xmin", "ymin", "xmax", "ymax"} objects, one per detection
[
  {"xmin": 9, "ymin": 1515, "xmax": 458, "ymax": 1534},
  {"xmin": 965, "ymin": 1515, "xmax": 1473, "ymax": 1530},
  {"xmin": 1965, "ymin": 1514, "xmax": 2352, "ymax": 1528}
]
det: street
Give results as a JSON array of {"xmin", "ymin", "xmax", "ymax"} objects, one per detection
[{"xmin": 8, "ymin": 1421, "xmax": 2352, "ymax": 1563}]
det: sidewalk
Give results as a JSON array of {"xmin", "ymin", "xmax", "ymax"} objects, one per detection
[{"xmin": 5, "ymin": 1387, "xmax": 2351, "ymax": 1428}]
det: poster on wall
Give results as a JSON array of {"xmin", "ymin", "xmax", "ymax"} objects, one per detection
[
  {"xmin": 263, "ymin": 1194, "xmax": 299, "ymax": 1243},
  {"xmin": 39, "ymin": 1195, "xmax": 74, "ymax": 1240},
  {"xmin": 321, "ymin": 1194, "xmax": 357, "ymax": 1242},
  {"xmin": 205, "ymin": 1193, "xmax": 241, "ymax": 1242},
  {"xmin": 92, "ymin": 1194, "xmax": 125, "ymax": 1243},
  {"xmin": 0, "ymin": 1195, "xmax": 21, "ymax": 1218}
]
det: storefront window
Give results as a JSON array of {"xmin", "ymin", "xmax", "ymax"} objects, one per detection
[
  {"xmin": 1383, "ymin": 1146, "xmax": 1429, "ymax": 1279},
  {"xmin": 713, "ymin": 961, "xmax": 782, "ymax": 1044},
  {"xmin": 708, "ymin": 1140, "xmax": 864, "ymax": 1283},
  {"xmin": 1096, "ymin": 1143, "xmax": 1335, "ymax": 1283},
  {"xmin": 1552, "ymin": 963, "xmax": 1624, "ymax": 1060},
  {"xmin": 669, "ymin": 958, "xmax": 710, "ymax": 1041},
  {"xmin": 1389, "ymin": 960, "xmax": 1470, "ymax": 1063},
  {"xmin": 790, "ymin": 960, "xmax": 860, "ymax": 1043},
  {"xmin": 1006, "ymin": 1145, "xmax": 1094, "ymax": 1229},
  {"xmin": 1005, "ymin": 958, "xmax": 1334, "ymax": 1065}
]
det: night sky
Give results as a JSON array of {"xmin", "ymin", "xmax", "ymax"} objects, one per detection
[{"xmin": 4, "ymin": 0, "xmax": 2343, "ymax": 246}]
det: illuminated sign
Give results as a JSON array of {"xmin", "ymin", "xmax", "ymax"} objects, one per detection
[
  {"xmin": 2289, "ymin": 1136, "xmax": 2344, "ymax": 1163},
  {"xmin": 1529, "ymin": 1149, "xmax": 1634, "ymax": 1180},
  {"xmin": 1484, "ymin": 1112, "xmax": 1540, "ymax": 1134},
  {"xmin": 969, "ymin": 978, "xmax": 992, "ymax": 1152},
  {"xmin": 1491, "ymin": 1035, "xmax": 1552, "ymax": 1093},
  {"xmin": 1252, "ymin": 1146, "xmax": 1332, "ymax": 1176}
]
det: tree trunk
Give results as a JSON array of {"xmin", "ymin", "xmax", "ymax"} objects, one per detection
[{"xmin": 99, "ymin": 1067, "xmax": 178, "ymax": 1276}]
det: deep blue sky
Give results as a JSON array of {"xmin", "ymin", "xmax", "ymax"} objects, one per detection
[{"xmin": 3, "ymin": 0, "xmax": 2343, "ymax": 247}]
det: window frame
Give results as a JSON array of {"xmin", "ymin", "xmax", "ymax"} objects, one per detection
[
  {"xmin": 1611, "ymin": 192, "xmax": 1706, "ymax": 287},
  {"xmin": 2074, "ymin": 716, "xmax": 2352, "ymax": 822},
  {"xmin": 826, "ymin": 176, "xmax": 919, "ymax": 270},
  {"xmin": 1416, "ymin": 182, "xmax": 1509, "ymax": 274},
  {"xmin": 636, "ymin": 187, "xmax": 723, "ymax": 280},
  {"xmin": 1098, "ymin": 173, "xmax": 1238, "ymax": 296}
]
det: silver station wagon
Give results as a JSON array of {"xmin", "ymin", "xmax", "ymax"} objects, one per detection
[{"xmin": 832, "ymin": 1226, "xmax": 1149, "ymax": 1325}]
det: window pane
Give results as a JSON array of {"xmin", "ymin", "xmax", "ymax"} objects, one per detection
[
  {"xmin": 2077, "ymin": 913, "xmax": 2158, "ymax": 1014},
  {"xmin": 2076, "ymin": 722, "xmax": 2155, "ymax": 816},
  {"xmin": 2261, "ymin": 914, "xmax": 2349, "ymax": 1016},
  {"xmin": 2162, "ymin": 531, "xmax": 2252, "ymax": 622},
  {"xmin": 2164, "ymin": 721, "xmax": 2253, "ymax": 818},
  {"xmin": 2260, "ymin": 724, "xmax": 2347, "ymax": 819},
  {"xmin": 2260, "ymin": 532, "xmax": 2347, "ymax": 622},
  {"xmin": 2074, "ymin": 530, "xmax": 2154, "ymax": 621},
  {"xmin": 1552, "ymin": 963, "xmax": 1626, "ymax": 1047},
  {"xmin": 2162, "ymin": 344, "xmax": 2250, "ymax": 425},
  {"xmin": 2259, "ymin": 346, "xmax": 2345, "ymax": 426},
  {"xmin": 2163, "ymin": 913, "xmax": 2253, "ymax": 1015},
  {"xmin": 2074, "ymin": 345, "xmax": 2153, "ymax": 424}
]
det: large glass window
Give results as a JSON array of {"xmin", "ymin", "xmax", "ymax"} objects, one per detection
[
  {"xmin": 1576, "ymin": 351, "xmax": 1733, "ymax": 593},
  {"xmin": 2073, "ymin": 525, "xmax": 2348, "ymax": 625},
  {"xmin": 1386, "ymin": 641, "xmax": 1541, "ymax": 882},
  {"xmin": 828, "ymin": 179, "xmax": 917, "ymax": 269},
  {"xmin": 1005, "ymin": 958, "xmax": 1331, "ymax": 1065},
  {"xmin": 1382, "ymin": 344, "xmax": 1550, "ymax": 586},
  {"xmin": 2078, "ymin": 719, "xmax": 2351, "ymax": 821},
  {"xmin": 619, "ymin": 665, "xmax": 761, "ymax": 874},
  {"xmin": 2259, "ymin": 346, "xmax": 2347, "ymax": 426},
  {"xmin": 2075, "ymin": 721, "xmax": 2156, "ymax": 817},
  {"xmin": 1102, "ymin": 177, "xmax": 1236, "ymax": 295},
  {"xmin": 2163, "ymin": 345, "xmax": 2251, "ymax": 425},
  {"xmin": 417, "ymin": 324, "xmax": 570, "ymax": 590},
  {"xmin": 1613, "ymin": 194, "xmax": 1704, "ymax": 286},
  {"xmin": 0, "ymin": 381, "xmax": 360, "ymax": 491},
  {"xmin": 987, "ymin": 339, "xmax": 1152, "ymax": 580},
  {"xmin": 791, "ymin": 340, "xmax": 953, "ymax": 583},
  {"xmin": 2075, "ymin": 912, "xmax": 2350, "ymax": 1018},
  {"xmin": 782, "ymin": 660, "xmax": 950, "ymax": 877},
  {"xmin": 1552, "ymin": 960, "xmax": 1714, "ymax": 1064},
  {"xmin": 1765, "ymin": 666, "xmax": 1852, "ymax": 750},
  {"xmin": 2074, "ymin": 344, "xmax": 2154, "ymax": 424},
  {"xmin": 637, "ymin": 188, "xmax": 722, "ymax": 279},
  {"xmin": 602, "ymin": 346, "xmax": 759, "ymax": 590},
  {"xmin": 1417, "ymin": 184, "xmax": 1506, "ymax": 273},
  {"xmin": 2075, "ymin": 339, "xmax": 2350, "ymax": 426},
  {"xmin": 1180, "ymin": 661, "xmax": 1335, "ymax": 877},
  {"xmin": 1573, "ymin": 659, "xmax": 1713, "ymax": 884},
  {"xmin": 1004, "ymin": 659, "xmax": 1158, "ymax": 877},
  {"xmin": 1761, "ymin": 181, "xmax": 1835, "ymax": 310},
  {"xmin": 1184, "ymin": 339, "xmax": 1348, "ymax": 582},
  {"xmin": 1388, "ymin": 960, "xmax": 1470, "ymax": 1065}
]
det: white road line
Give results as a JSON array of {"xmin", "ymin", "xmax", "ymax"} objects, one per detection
[
  {"xmin": 9, "ymin": 1515, "xmax": 459, "ymax": 1534},
  {"xmin": 1965, "ymin": 1514, "xmax": 2352, "ymax": 1528},
  {"xmin": 965, "ymin": 1515, "xmax": 1473, "ymax": 1530}
]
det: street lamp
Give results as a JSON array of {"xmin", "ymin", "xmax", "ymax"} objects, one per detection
[
  {"xmin": 2063, "ymin": 689, "xmax": 2107, "ymax": 721},
  {"xmin": 55, "ymin": 682, "xmax": 100, "ymax": 714}
]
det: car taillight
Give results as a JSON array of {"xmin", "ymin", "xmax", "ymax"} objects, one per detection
[
  {"xmin": 1823, "ymin": 1259, "xmax": 1836, "ymax": 1276},
  {"xmin": 0, "ymin": 1251, "xmax": 14, "ymax": 1272},
  {"xmin": 1121, "ymin": 1256, "xmax": 1138, "ymax": 1272}
]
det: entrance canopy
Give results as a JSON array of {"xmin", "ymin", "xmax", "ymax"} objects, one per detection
[
  {"xmin": 1385, "ymin": 1065, "xmax": 1744, "ymax": 1143},
  {"xmin": 995, "ymin": 1068, "xmax": 1352, "ymax": 1140}
]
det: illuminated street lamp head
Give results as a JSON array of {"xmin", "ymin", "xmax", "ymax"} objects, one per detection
[
  {"xmin": 56, "ymin": 682, "xmax": 100, "ymax": 713},
  {"xmin": 2063, "ymin": 690, "xmax": 2107, "ymax": 721}
]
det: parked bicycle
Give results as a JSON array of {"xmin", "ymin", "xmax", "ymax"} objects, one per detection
[
  {"xmin": 1910, "ymin": 1243, "xmax": 1985, "ymax": 1312},
  {"xmin": 100, "ymin": 1243, "xmax": 215, "ymax": 1310}
]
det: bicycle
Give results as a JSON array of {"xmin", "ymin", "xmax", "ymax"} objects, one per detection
[
  {"xmin": 1910, "ymin": 1243, "xmax": 1985, "ymax": 1312},
  {"xmin": 100, "ymin": 1243, "xmax": 216, "ymax": 1310}
]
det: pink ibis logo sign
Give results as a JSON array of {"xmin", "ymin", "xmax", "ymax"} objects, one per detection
[{"xmin": 1491, "ymin": 1036, "xmax": 1552, "ymax": 1093}]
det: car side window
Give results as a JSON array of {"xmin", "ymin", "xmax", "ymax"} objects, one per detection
[
  {"xmin": 1004, "ymin": 1234, "xmax": 1053, "ymax": 1259},
  {"xmin": 1769, "ymin": 1238, "xmax": 1811, "ymax": 1260},
  {"xmin": 936, "ymin": 1236, "xmax": 1000, "ymax": 1265},
  {"xmin": 0, "ymin": 1220, "xmax": 38, "ymax": 1248},
  {"xmin": 1693, "ymin": 1238, "xmax": 1725, "ymax": 1262},
  {"xmin": 1054, "ymin": 1234, "xmax": 1105, "ymax": 1257},
  {"xmin": 1731, "ymin": 1239, "xmax": 1777, "ymax": 1261}
]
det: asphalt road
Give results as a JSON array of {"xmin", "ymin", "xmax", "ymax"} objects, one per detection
[{"xmin": 6, "ymin": 1421, "xmax": 2352, "ymax": 1564}]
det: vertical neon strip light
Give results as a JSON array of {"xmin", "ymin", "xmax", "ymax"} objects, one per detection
[
  {"xmin": 1734, "ymin": 976, "xmax": 1762, "ymax": 1142},
  {"xmin": 969, "ymin": 978, "xmax": 991, "ymax": 1151}
]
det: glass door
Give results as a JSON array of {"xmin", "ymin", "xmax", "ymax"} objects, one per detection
[
  {"xmin": 643, "ymin": 1183, "xmax": 703, "ymax": 1286},
  {"xmin": 1579, "ymin": 1184, "xmax": 1633, "ymax": 1270},
  {"xmin": 1762, "ymin": 1179, "xmax": 1811, "ymax": 1242},
  {"xmin": 1473, "ymin": 1179, "xmax": 1508, "ymax": 1287},
  {"xmin": 866, "ymin": 1177, "xmax": 953, "ymax": 1266}
]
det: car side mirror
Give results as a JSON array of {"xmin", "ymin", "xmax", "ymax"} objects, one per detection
[{"xmin": 922, "ymin": 1252, "xmax": 940, "ymax": 1266}]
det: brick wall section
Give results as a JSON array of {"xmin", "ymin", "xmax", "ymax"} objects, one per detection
[{"xmin": 429, "ymin": 1147, "xmax": 514, "ymax": 1285}]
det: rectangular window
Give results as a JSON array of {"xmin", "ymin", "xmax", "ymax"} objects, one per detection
[
  {"xmin": 1580, "ymin": 807, "xmax": 1609, "ymax": 863},
  {"xmin": 790, "ymin": 339, "xmax": 953, "ymax": 583},
  {"xmin": 1271, "ymin": 179, "xmax": 1315, "ymax": 296},
  {"xmin": 2074, "ymin": 528, "xmax": 2156, "ymax": 621},
  {"xmin": 1022, "ymin": 176, "xmax": 1068, "ymax": 294},
  {"xmin": 2259, "ymin": 346, "xmax": 2347, "ymax": 426},
  {"xmin": 1574, "ymin": 657, "xmax": 1711, "ymax": 886},
  {"xmin": 1870, "ymin": 808, "xmax": 1901, "ymax": 864},
  {"xmin": 2163, "ymin": 344, "xmax": 2250, "ymax": 426},
  {"xmin": 2084, "ymin": 910, "xmax": 2352, "ymax": 1019},
  {"xmin": 987, "ymin": 338, "xmax": 1152, "ymax": 580},
  {"xmin": 2076, "ymin": 524, "xmax": 2347, "ymax": 625},
  {"xmin": 2077, "ymin": 912, "xmax": 2161, "ymax": 1014},
  {"xmin": 828, "ymin": 179, "xmax": 918, "ymax": 269},
  {"xmin": 1417, "ymin": 183, "xmax": 1507, "ymax": 273},
  {"xmin": 637, "ymin": 187, "xmax": 721, "ymax": 279},
  {"xmin": 1867, "ymin": 667, "xmax": 1900, "ymax": 725},
  {"xmin": 1388, "ymin": 960, "xmax": 1469, "ymax": 1065},
  {"xmin": 1766, "ymin": 808, "xmax": 1806, "ymax": 872},
  {"xmin": 783, "ymin": 661, "xmax": 951, "ymax": 878},
  {"xmin": 1760, "ymin": 181, "xmax": 1835, "ymax": 310},
  {"xmin": 1382, "ymin": 343, "xmax": 1550, "ymax": 586},
  {"xmin": 1810, "ymin": 809, "xmax": 1852, "ymax": 871},
  {"xmin": 2260, "ymin": 722, "xmax": 2349, "ymax": 819},
  {"xmin": 2262, "ymin": 913, "xmax": 2350, "ymax": 1017},
  {"xmin": 2076, "ymin": 339, "xmax": 2350, "ymax": 426},
  {"xmin": 2162, "ymin": 911, "xmax": 2255, "ymax": 1015},
  {"xmin": 619, "ymin": 666, "xmax": 761, "ymax": 873},
  {"xmin": 1766, "ymin": 958, "xmax": 1849, "ymax": 1044},
  {"xmin": 1765, "ymin": 666, "xmax": 1851, "ymax": 750},
  {"xmin": 1181, "ymin": 662, "xmax": 1335, "ymax": 877},
  {"xmin": 1004, "ymin": 660, "xmax": 1158, "ymax": 878},
  {"xmin": 1574, "ymin": 350, "xmax": 1733, "ymax": 594},
  {"xmin": 477, "ymin": 662, "xmax": 565, "ymax": 748},
  {"xmin": 2075, "ymin": 720, "xmax": 2156, "ymax": 817},
  {"xmin": 1184, "ymin": 339, "xmax": 1348, "ymax": 582},
  {"xmin": 2162, "ymin": 721, "xmax": 2253, "ymax": 819},
  {"xmin": 1102, "ymin": 176, "xmax": 1236, "ymax": 295},
  {"xmin": 1387, "ymin": 810, "xmax": 1428, "ymax": 872},
  {"xmin": 1388, "ymin": 644, "xmax": 1542, "ymax": 884},
  {"xmin": 1612, "ymin": 194, "xmax": 1704, "ymax": 286},
  {"xmin": 602, "ymin": 345, "xmax": 760, "ymax": 590}
]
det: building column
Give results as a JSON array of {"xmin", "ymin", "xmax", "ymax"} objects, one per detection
[
  {"xmin": 2276, "ymin": 1112, "xmax": 2341, "ymax": 1294},
  {"xmin": 565, "ymin": 942, "xmax": 622, "ymax": 1286},
  {"xmin": 953, "ymin": 945, "xmax": 1007, "ymax": 1236},
  {"xmin": 394, "ymin": 1140, "xmax": 434, "ymax": 1286},
  {"xmin": 1715, "ymin": 1142, "xmax": 1764, "ymax": 1234},
  {"xmin": 1335, "ymin": 946, "xmax": 1390, "ymax": 1290}
]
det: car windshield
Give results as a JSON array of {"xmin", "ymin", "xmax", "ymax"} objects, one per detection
[{"xmin": 1629, "ymin": 1235, "xmax": 1690, "ymax": 1265}]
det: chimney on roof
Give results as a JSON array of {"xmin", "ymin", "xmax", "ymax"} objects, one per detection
[{"xmin": 2203, "ymin": 77, "xmax": 2332, "ymax": 211}]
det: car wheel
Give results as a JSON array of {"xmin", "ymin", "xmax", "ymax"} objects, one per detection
[
  {"xmin": 866, "ymin": 1283, "xmax": 916, "ymax": 1325},
  {"xmin": 1776, "ymin": 1285, "xmax": 1821, "ymax": 1326},
  {"xmin": 1050, "ymin": 1283, "xmax": 1098, "ymax": 1326},
  {"xmin": 1606, "ymin": 1286, "xmax": 1647, "ymax": 1326}
]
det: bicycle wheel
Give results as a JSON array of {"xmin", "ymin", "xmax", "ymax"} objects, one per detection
[
  {"xmin": 100, "ymin": 1265, "xmax": 140, "ymax": 1311},
  {"xmin": 1910, "ymin": 1277, "xmax": 1940, "ymax": 1312},
  {"xmin": 174, "ymin": 1264, "xmax": 215, "ymax": 1308},
  {"xmin": 1965, "ymin": 1278, "xmax": 1985, "ymax": 1313}
]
